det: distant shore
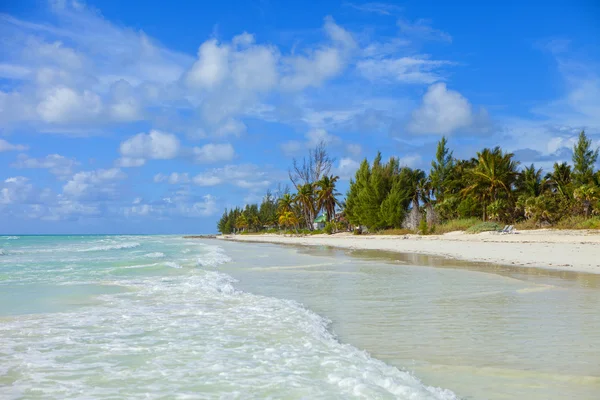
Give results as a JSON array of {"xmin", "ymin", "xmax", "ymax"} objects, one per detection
[{"xmin": 216, "ymin": 230, "xmax": 600, "ymax": 274}]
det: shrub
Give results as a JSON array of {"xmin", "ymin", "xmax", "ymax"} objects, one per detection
[
  {"xmin": 374, "ymin": 228, "xmax": 412, "ymax": 235},
  {"xmin": 418, "ymin": 216, "xmax": 428, "ymax": 235},
  {"xmin": 433, "ymin": 218, "xmax": 479, "ymax": 234},
  {"xmin": 466, "ymin": 221, "xmax": 502, "ymax": 233},
  {"xmin": 324, "ymin": 222, "xmax": 334, "ymax": 235}
]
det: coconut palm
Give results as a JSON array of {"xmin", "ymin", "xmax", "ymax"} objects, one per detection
[
  {"xmin": 518, "ymin": 164, "xmax": 543, "ymax": 197},
  {"xmin": 574, "ymin": 184, "xmax": 599, "ymax": 218},
  {"xmin": 462, "ymin": 147, "xmax": 519, "ymax": 221},
  {"xmin": 545, "ymin": 162, "xmax": 573, "ymax": 198},
  {"xmin": 235, "ymin": 214, "xmax": 248, "ymax": 232},
  {"xmin": 277, "ymin": 193, "xmax": 295, "ymax": 215},
  {"xmin": 278, "ymin": 211, "xmax": 299, "ymax": 231},
  {"xmin": 315, "ymin": 175, "xmax": 341, "ymax": 222},
  {"xmin": 296, "ymin": 183, "xmax": 316, "ymax": 229}
]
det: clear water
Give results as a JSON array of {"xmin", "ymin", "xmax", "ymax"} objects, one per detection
[
  {"xmin": 2, "ymin": 236, "xmax": 599, "ymax": 399},
  {"xmin": 0, "ymin": 235, "xmax": 456, "ymax": 399}
]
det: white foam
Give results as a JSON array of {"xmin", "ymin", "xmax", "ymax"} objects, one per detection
[
  {"xmin": 196, "ymin": 244, "xmax": 232, "ymax": 267},
  {"xmin": 0, "ymin": 236, "xmax": 456, "ymax": 399},
  {"xmin": 144, "ymin": 252, "xmax": 165, "ymax": 258},
  {"xmin": 78, "ymin": 242, "xmax": 140, "ymax": 252},
  {"xmin": 4, "ymin": 236, "xmax": 19, "ymax": 240}
]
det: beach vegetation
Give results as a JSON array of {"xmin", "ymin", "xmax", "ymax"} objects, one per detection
[{"xmin": 218, "ymin": 131, "xmax": 600, "ymax": 235}]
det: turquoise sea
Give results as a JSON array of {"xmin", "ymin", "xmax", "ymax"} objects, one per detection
[{"xmin": 1, "ymin": 235, "xmax": 599, "ymax": 399}]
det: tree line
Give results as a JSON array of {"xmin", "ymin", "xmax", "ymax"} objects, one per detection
[{"xmin": 218, "ymin": 131, "xmax": 600, "ymax": 234}]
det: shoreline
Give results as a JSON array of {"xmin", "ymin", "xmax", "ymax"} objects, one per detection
[{"xmin": 215, "ymin": 229, "xmax": 600, "ymax": 274}]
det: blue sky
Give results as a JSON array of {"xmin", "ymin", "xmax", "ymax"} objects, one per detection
[{"xmin": 1, "ymin": 0, "xmax": 599, "ymax": 234}]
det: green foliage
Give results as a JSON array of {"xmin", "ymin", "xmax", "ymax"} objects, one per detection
[
  {"xmin": 430, "ymin": 136, "xmax": 454, "ymax": 202},
  {"xmin": 418, "ymin": 217, "xmax": 428, "ymax": 235},
  {"xmin": 434, "ymin": 218, "xmax": 480, "ymax": 234},
  {"xmin": 572, "ymin": 130, "xmax": 599, "ymax": 186},
  {"xmin": 324, "ymin": 222, "xmax": 334, "ymax": 234},
  {"xmin": 219, "ymin": 138, "xmax": 600, "ymax": 235},
  {"xmin": 466, "ymin": 221, "xmax": 502, "ymax": 233}
]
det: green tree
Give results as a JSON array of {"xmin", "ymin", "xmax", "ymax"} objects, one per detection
[
  {"xmin": 430, "ymin": 136, "xmax": 454, "ymax": 202},
  {"xmin": 315, "ymin": 175, "xmax": 341, "ymax": 222},
  {"xmin": 463, "ymin": 147, "xmax": 519, "ymax": 221},
  {"xmin": 574, "ymin": 184, "xmax": 600, "ymax": 218},
  {"xmin": 517, "ymin": 164, "xmax": 543, "ymax": 197},
  {"xmin": 296, "ymin": 183, "xmax": 316, "ymax": 229},
  {"xmin": 572, "ymin": 130, "xmax": 599, "ymax": 186},
  {"xmin": 545, "ymin": 162, "xmax": 573, "ymax": 199}
]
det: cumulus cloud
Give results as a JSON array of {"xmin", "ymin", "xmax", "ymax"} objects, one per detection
[
  {"xmin": 280, "ymin": 17, "xmax": 356, "ymax": 91},
  {"xmin": 335, "ymin": 157, "xmax": 360, "ymax": 180},
  {"xmin": 0, "ymin": 138, "xmax": 28, "ymax": 152},
  {"xmin": 118, "ymin": 130, "xmax": 180, "ymax": 167},
  {"xmin": 408, "ymin": 83, "xmax": 488, "ymax": 135},
  {"xmin": 0, "ymin": 177, "xmax": 33, "ymax": 205},
  {"xmin": 36, "ymin": 86, "xmax": 103, "ymax": 123},
  {"xmin": 11, "ymin": 153, "xmax": 79, "ymax": 177},
  {"xmin": 62, "ymin": 168, "xmax": 126, "ymax": 199},
  {"xmin": 192, "ymin": 143, "xmax": 235, "ymax": 163}
]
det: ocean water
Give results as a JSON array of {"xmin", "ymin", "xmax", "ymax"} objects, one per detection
[{"xmin": 0, "ymin": 235, "xmax": 457, "ymax": 399}]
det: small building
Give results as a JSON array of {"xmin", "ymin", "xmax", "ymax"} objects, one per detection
[{"xmin": 313, "ymin": 215, "xmax": 327, "ymax": 230}]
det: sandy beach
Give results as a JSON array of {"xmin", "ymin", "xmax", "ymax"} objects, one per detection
[{"xmin": 219, "ymin": 229, "xmax": 600, "ymax": 274}]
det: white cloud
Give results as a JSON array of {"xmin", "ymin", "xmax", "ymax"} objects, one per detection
[
  {"xmin": 0, "ymin": 176, "xmax": 33, "ymax": 205},
  {"xmin": 408, "ymin": 83, "xmax": 487, "ymax": 135},
  {"xmin": 11, "ymin": 153, "xmax": 79, "ymax": 176},
  {"xmin": 186, "ymin": 39, "xmax": 230, "ymax": 89},
  {"xmin": 37, "ymin": 86, "xmax": 103, "ymax": 123},
  {"xmin": 280, "ymin": 17, "xmax": 356, "ymax": 91},
  {"xmin": 397, "ymin": 18, "xmax": 452, "ymax": 43},
  {"xmin": 398, "ymin": 154, "xmax": 422, "ymax": 168},
  {"xmin": 335, "ymin": 157, "xmax": 360, "ymax": 180},
  {"xmin": 192, "ymin": 143, "xmax": 235, "ymax": 163},
  {"xmin": 154, "ymin": 172, "xmax": 190, "ymax": 184},
  {"xmin": 119, "ymin": 130, "xmax": 180, "ymax": 166},
  {"xmin": 281, "ymin": 128, "xmax": 341, "ymax": 155},
  {"xmin": 346, "ymin": 143, "xmax": 362, "ymax": 156},
  {"xmin": 191, "ymin": 164, "xmax": 271, "ymax": 188},
  {"xmin": 0, "ymin": 138, "xmax": 28, "ymax": 152},
  {"xmin": 346, "ymin": 2, "xmax": 403, "ymax": 16},
  {"xmin": 214, "ymin": 119, "xmax": 247, "ymax": 137},
  {"xmin": 62, "ymin": 168, "xmax": 126, "ymax": 199},
  {"xmin": 357, "ymin": 57, "xmax": 451, "ymax": 84},
  {"xmin": 192, "ymin": 175, "xmax": 223, "ymax": 186}
]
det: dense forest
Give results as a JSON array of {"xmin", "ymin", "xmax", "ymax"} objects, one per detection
[{"xmin": 218, "ymin": 131, "xmax": 600, "ymax": 234}]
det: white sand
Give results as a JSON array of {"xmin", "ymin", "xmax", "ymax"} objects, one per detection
[{"xmin": 218, "ymin": 229, "xmax": 600, "ymax": 274}]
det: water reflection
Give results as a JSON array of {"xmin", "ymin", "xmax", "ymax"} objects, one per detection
[{"xmin": 220, "ymin": 241, "xmax": 600, "ymax": 400}]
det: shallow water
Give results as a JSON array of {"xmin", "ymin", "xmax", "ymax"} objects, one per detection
[
  {"xmin": 217, "ymin": 241, "xmax": 600, "ymax": 400},
  {"xmin": 0, "ymin": 235, "xmax": 455, "ymax": 399},
  {"xmin": 1, "ymin": 235, "xmax": 599, "ymax": 399}
]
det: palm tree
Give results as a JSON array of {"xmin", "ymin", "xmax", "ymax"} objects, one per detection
[
  {"xmin": 462, "ymin": 147, "xmax": 519, "ymax": 221},
  {"xmin": 235, "ymin": 214, "xmax": 248, "ymax": 232},
  {"xmin": 518, "ymin": 164, "xmax": 543, "ymax": 197},
  {"xmin": 296, "ymin": 183, "xmax": 316, "ymax": 229},
  {"xmin": 278, "ymin": 211, "xmax": 299, "ymax": 232},
  {"xmin": 545, "ymin": 162, "xmax": 573, "ymax": 199},
  {"xmin": 315, "ymin": 175, "xmax": 341, "ymax": 222},
  {"xmin": 277, "ymin": 193, "xmax": 295, "ymax": 214},
  {"xmin": 574, "ymin": 184, "xmax": 599, "ymax": 218}
]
